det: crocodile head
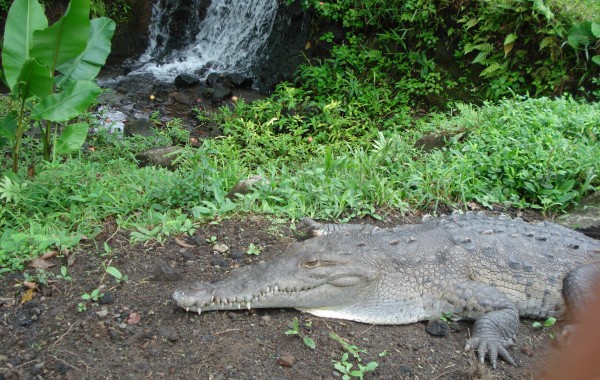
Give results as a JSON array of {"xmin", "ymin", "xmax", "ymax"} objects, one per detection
[{"xmin": 172, "ymin": 235, "xmax": 382, "ymax": 319}]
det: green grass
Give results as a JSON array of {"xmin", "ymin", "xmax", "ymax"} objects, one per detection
[{"xmin": 548, "ymin": 0, "xmax": 600, "ymax": 21}]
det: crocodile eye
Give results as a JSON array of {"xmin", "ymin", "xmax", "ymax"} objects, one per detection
[{"xmin": 303, "ymin": 260, "xmax": 320, "ymax": 268}]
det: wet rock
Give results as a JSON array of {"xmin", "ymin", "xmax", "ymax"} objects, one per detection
[
  {"xmin": 206, "ymin": 72, "xmax": 226, "ymax": 87},
  {"xmin": 277, "ymin": 353, "xmax": 296, "ymax": 367},
  {"xmin": 426, "ymin": 319, "xmax": 450, "ymax": 337},
  {"xmin": 226, "ymin": 175, "xmax": 270, "ymax": 199},
  {"xmin": 212, "ymin": 87, "xmax": 233, "ymax": 102},
  {"xmin": 225, "ymin": 73, "xmax": 253, "ymax": 89},
  {"xmin": 135, "ymin": 146, "xmax": 183, "ymax": 170},
  {"xmin": 174, "ymin": 74, "xmax": 199, "ymax": 88},
  {"xmin": 556, "ymin": 192, "xmax": 600, "ymax": 239},
  {"xmin": 153, "ymin": 259, "xmax": 181, "ymax": 281},
  {"xmin": 124, "ymin": 118, "xmax": 155, "ymax": 137}
]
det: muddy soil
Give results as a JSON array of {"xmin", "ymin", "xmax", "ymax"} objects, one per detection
[{"xmin": 0, "ymin": 213, "xmax": 573, "ymax": 379}]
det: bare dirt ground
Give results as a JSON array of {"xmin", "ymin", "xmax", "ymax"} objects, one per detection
[{"xmin": 0, "ymin": 213, "xmax": 573, "ymax": 379}]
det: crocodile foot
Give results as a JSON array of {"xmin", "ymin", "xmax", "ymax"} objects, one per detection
[{"xmin": 464, "ymin": 335, "xmax": 517, "ymax": 368}]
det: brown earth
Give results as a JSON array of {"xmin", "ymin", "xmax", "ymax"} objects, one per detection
[{"xmin": 0, "ymin": 214, "xmax": 579, "ymax": 379}]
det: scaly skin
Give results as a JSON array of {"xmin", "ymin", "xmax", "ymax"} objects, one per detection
[{"xmin": 173, "ymin": 212, "xmax": 600, "ymax": 368}]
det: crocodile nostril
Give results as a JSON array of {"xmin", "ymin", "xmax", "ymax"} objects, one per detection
[{"xmin": 190, "ymin": 282, "xmax": 204, "ymax": 290}]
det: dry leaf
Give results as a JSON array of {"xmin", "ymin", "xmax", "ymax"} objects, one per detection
[
  {"xmin": 67, "ymin": 252, "xmax": 77, "ymax": 267},
  {"xmin": 20, "ymin": 288, "xmax": 35, "ymax": 304},
  {"xmin": 41, "ymin": 250, "xmax": 59, "ymax": 260},
  {"xmin": 28, "ymin": 258, "xmax": 55, "ymax": 270},
  {"xmin": 127, "ymin": 312, "xmax": 141, "ymax": 325},
  {"xmin": 174, "ymin": 238, "xmax": 195, "ymax": 249},
  {"xmin": 22, "ymin": 281, "xmax": 39, "ymax": 290}
]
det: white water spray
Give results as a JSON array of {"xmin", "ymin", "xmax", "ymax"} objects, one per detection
[{"xmin": 132, "ymin": 0, "xmax": 278, "ymax": 81}]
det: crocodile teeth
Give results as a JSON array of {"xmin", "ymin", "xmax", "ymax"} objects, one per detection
[
  {"xmin": 237, "ymin": 303, "xmax": 241, "ymax": 309},
  {"xmin": 247, "ymin": 302, "xmax": 251, "ymax": 310},
  {"xmin": 197, "ymin": 308, "xmax": 201, "ymax": 315},
  {"xmin": 274, "ymin": 285, "xmax": 279, "ymax": 292},
  {"xmin": 186, "ymin": 307, "xmax": 190, "ymax": 312}
]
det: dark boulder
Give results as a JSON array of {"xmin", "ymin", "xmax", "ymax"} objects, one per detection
[
  {"xmin": 174, "ymin": 73, "xmax": 199, "ymax": 88},
  {"xmin": 225, "ymin": 73, "xmax": 253, "ymax": 89}
]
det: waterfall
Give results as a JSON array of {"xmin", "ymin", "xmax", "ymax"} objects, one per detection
[{"xmin": 132, "ymin": 0, "xmax": 279, "ymax": 82}]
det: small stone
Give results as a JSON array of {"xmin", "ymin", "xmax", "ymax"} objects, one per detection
[
  {"xmin": 0, "ymin": 354, "xmax": 8, "ymax": 363},
  {"xmin": 119, "ymin": 322, "xmax": 127, "ymax": 329},
  {"xmin": 135, "ymin": 146, "xmax": 183, "ymax": 170},
  {"xmin": 96, "ymin": 309, "xmax": 109, "ymax": 318},
  {"xmin": 426, "ymin": 319, "xmax": 450, "ymax": 337},
  {"xmin": 277, "ymin": 353, "xmax": 296, "ymax": 367},
  {"xmin": 99, "ymin": 292, "xmax": 115, "ymax": 305},
  {"xmin": 213, "ymin": 243, "xmax": 229, "ymax": 254},
  {"xmin": 153, "ymin": 259, "xmax": 181, "ymax": 281},
  {"xmin": 261, "ymin": 315, "xmax": 272, "ymax": 322},
  {"xmin": 226, "ymin": 175, "xmax": 269, "ymax": 199}
]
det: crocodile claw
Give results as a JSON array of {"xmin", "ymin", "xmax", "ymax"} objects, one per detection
[{"xmin": 464, "ymin": 336, "xmax": 517, "ymax": 368}]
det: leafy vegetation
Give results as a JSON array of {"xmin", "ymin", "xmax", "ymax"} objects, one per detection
[
  {"xmin": 0, "ymin": 0, "xmax": 598, "ymax": 273},
  {"xmin": 0, "ymin": 0, "xmax": 115, "ymax": 172},
  {"xmin": 330, "ymin": 332, "xmax": 379, "ymax": 379}
]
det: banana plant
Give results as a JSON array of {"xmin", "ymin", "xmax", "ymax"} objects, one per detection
[{"xmin": 0, "ymin": 0, "xmax": 115, "ymax": 173}]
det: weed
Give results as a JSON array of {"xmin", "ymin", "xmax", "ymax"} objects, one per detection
[
  {"xmin": 330, "ymin": 332, "xmax": 379, "ymax": 379},
  {"xmin": 285, "ymin": 317, "xmax": 316, "ymax": 349},
  {"xmin": 55, "ymin": 266, "xmax": 72, "ymax": 281},
  {"xmin": 206, "ymin": 236, "xmax": 218, "ymax": 245},
  {"xmin": 81, "ymin": 288, "xmax": 103, "ymax": 302},
  {"xmin": 246, "ymin": 243, "xmax": 262, "ymax": 256},
  {"xmin": 105, "ymin": 266, "xmax": 127, "ymax": 283},
  {"xmin": 533, "ymin": 317, "xmax": 557, "ymax": 329}
]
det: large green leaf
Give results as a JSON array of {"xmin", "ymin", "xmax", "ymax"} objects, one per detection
[
  {"xmin": 0, "ymin": 112, "xmax": 18, "ymax": 147},
  {"xmin": 54, "ymin": 122, "xmax": 89, "ymax": 154},
  {"xmin": 31, "ymin": 0, "xmax": 91, "ymax": 72},
  {"xmin": 1, "ymin": 0, "xmax": 48, "ymax": 90},
  {"xmin": 56, "ymin": 17, "xmax": 116, "ymax": 87},
  {"xmin": 14, "ymin": 59, "xmax": 53, "ymax": 99},
  {"xmin": 31, "ymin": 80, "xmax": 101, "ymax": 122},
  {"xmin": 568, "ymin": 21, "xmax": 597, "ymax": 48}
]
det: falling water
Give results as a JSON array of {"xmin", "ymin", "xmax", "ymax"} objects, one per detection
[{"xmin": 132, "ymin": 0, "xmax": 279, "ymax": 81}]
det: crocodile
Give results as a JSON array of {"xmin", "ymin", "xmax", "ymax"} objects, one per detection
[{"xmin": 173, "ymin": 212, "xmax": 600, "ymax": 368}]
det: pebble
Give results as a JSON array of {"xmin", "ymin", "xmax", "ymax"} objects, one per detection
[
  {"xmin": 153, "ymin": 259, "xmax": 181, "ymax": 281},
  {"xmin": 0, "ymin": 354, "xmax": 7, "ymax": 363},
  {"xmin": 425, "ymin": 319, "xmax": 450, "ymax": 337},
  {"xmin": 277, "ymin": 353, "xmax": 296, "ymax": 367},
  {"xmin": 99, "ymin": 292, "xmax": 115, "ymax": 305},
  {"xmin": 96, "ymin": 308, "xmax": 109, "ymax": 318},
  {"xmin": 213, "ymin": 243, "xmax": 229, "ymax": 254}
]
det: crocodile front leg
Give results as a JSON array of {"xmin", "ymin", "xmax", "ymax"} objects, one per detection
[{"xmin": 446, "ymin": 282, "xmax": 520, "ymax": 368}]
